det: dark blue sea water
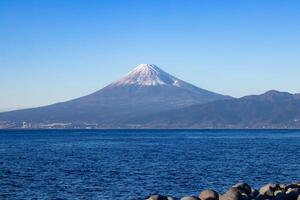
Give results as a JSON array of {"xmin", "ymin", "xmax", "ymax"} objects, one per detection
[{"xmin": 0, "ymin": 130, "xmax": 300, "ymax": 199}]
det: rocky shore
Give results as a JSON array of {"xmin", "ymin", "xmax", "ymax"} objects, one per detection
[{"xmin": 146, "ymin": 182, "xmax": 300, "ymax": 200}]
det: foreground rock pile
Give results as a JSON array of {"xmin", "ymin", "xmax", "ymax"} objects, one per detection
[{"xmin": 146, "ymin": 182, "xmax": 300, "ymax": 200}]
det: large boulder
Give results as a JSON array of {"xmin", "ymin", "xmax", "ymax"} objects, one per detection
[
  {"xmin": 147, "ymin": 195, "xmax": 169, "ymax": 200},
  {"xmin": 241, "ymin": 194, "xmax": 251, "ymax": 200},
  {"xmin": 279, "ymin": 184, "xmax": 287, "ymax": 192},
  {"xmin": 286, "ymin": 183, "xmax": 300, "ymax": 191},
  {"xmin": 251, "ymin": 189, "xmax": 259, "ymax": 198},
  {"xmin": 181, "ymin": 196, "xmax": 200, "ymax": 200},
  {"xmin": 286, "ymin": 188, "xmax": 300, "ymax": 200},
  {"xmin": 259, "ymin": 183, "xmax": 278, "ymax": 197},
  {"xmin": 220, "ymin": 187, "xmax": 243, "ymax": 200},
  {"xmin": 274, "ymin": 191, "xmax": 286, "ymax": 200},
  {"xmin": 233, "ymin": 183, "xmax": 252, "ymax": 196},
  {"xmin": 199, "ymin": 189, "xmax": 219, "ymax": 200},
  {"xmin": 293, "ymin": 182, "xmax": 300, "ymax": 188},
  {"xmin": 255, "ymin": 194, "xmax": 266, "ymax": 200}
]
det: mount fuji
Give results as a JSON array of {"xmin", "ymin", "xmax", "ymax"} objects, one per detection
[{"xmin": 0, "ymin": 64, "xmax": 231, "ymax": 128}]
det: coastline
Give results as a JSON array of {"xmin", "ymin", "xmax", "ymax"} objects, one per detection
[{"xmin": 147, "ymin": 182, "xmax": 300, "ymax": 200}]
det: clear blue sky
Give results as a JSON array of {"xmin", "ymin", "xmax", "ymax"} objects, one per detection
[{"xmin": 1, "ymin": 0, "xmax": 300, "ymax": 111}]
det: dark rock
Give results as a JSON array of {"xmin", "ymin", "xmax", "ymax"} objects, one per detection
[
  {"xmin": 233, "ymin": 183, "xmax": 252, "ymax": 196},
  {"xmin": 241, "ymin": 193, "xmax": 251, "ymax": 200},
  {"xmin": 199, "ymin": 189, "xmax": 219, "ymax": 200},
  {"xmin": 286, "ymin": 183, "xmax": 300, "ymax": 191},
  {"xmin": 221, "ymin": 187, "xmax": 243, "ymax": 200},
  {"xmin": 286, "ymin": 188, "xmax": 299, "ymax": 200},
  {"xmin": 255, "ymin": 194, "xmax": 266, "ymax": 200},
  {"xmin": 286, "ymin": 185, "xmax": 297, "ymax": 191},
  {"xmin": 251, "ymin": 189, "xmax": 259, "ymax": 198},
  {"xmin": 147, "ymin": 195, "xmax": 169, "ymax": 200},
  {"xmin": 292, "ymin": 182, "xmax": 300, "ymax": 187},
  {"xmin": 279, "ymin": 184, "xmax": 287, "ymax": 192},
  {"xmin": 275, "ymin": 191, "xmax": 286, "ymax": 200}
]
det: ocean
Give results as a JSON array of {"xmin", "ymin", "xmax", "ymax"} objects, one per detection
[{"xmin": 0, "ymin": 130, "xmax": 300, "ymax": 199}]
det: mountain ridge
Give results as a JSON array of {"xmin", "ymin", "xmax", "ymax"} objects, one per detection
[
  {"xmin": 139, "ymin": 90, "xmax": 300, "ymax": 129},
  {"xmin": 0, "ymin": 64, "xmax": 231, "ymax": 128},
  {"xmin": 1, "ymin": 64, "xmax": 299, "ymax": 129}
]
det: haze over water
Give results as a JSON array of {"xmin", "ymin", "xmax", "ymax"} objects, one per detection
[{"xmin": 1, "ymin": 130, "xmax": 300, "ymax": 199}]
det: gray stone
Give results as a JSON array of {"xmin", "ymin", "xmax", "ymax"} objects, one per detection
[
  {"xmin": 279, "ymin": 184, "xmax": 288, "ymax": 191},
  {"xmin": 259, "ymin": 183, "xmax": 278, "ymax": 197},
  {"xmin": 147, "ymin": 195, "xmax": 169, "ymax": 200},
  {"xmin": 233, "ymin": 183, "xmax": 252, "ymax": 196},
  {"xmin": 221, "ymin": 187, "xmax": 243, "ymax": 200},
  {"xmin": 181, "ymin": 196, "xmax": 199, "ymax": 200},
  {"xmin": 287, "ymin": 188, "xmax": 299, "ymax": 194},
  {"xmin": 199, "ymin": 189, "xmax": 219, "ymax": 200}
]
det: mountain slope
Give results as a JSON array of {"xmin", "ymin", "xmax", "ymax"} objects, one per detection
[
  {"xmin": 0, "ymin": 64, "xmax": 230, "ymax": 128},
  {"xmin": 142, "ymin": 90, "xmax": 300, "ymax": 128}
]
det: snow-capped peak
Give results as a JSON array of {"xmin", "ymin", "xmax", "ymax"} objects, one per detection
[
  {"xmin": 109, "ymin": 64, "xmax": 182, "ymax": 87},
  {"xmin": 134, "ymin": 64, "xmax": 160, "ymax": 72}
]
